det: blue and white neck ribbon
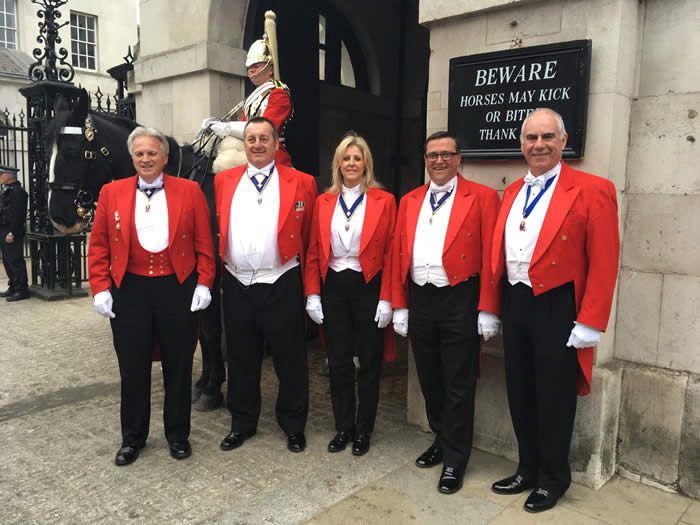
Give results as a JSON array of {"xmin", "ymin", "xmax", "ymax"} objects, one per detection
[
  {"xmin": 249, "ymin": 164, "xmax": 275, "ymax": 204},
  {"xmin": 339, "ymin": 192, "xmax": 364, "ymax": 231},
  {"xmin": 137, "ymin": 182, "xmax": 162, "ymax": 212},
  {"xmin": 520, "ymin": 176, "xmax": 555, "ymax": 231},
  {"xmin": 429, "ymin": 188, "xmax": 453, "ymax": 224}
]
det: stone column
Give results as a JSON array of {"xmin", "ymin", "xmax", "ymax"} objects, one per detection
[
  {"xmin": 133, "ymin": 0, "xmax": 249, "ymax": 142},
  {"xmin": 415, "ymin": 0, "xmax": 640, "ymax": 489}
]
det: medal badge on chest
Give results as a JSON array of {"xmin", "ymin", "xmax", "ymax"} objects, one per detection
[
  {"xmin": 339, "ymin": 192, "xmax": 364, "ymax": 232},
  {"xmin": 138, "ymin": 186, "xmax": 161, "ymax": 212}
]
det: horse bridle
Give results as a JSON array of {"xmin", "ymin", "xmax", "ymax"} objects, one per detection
[{"xmin": 50, "ymin": 116, "xmax": 114, "ymax": 225}]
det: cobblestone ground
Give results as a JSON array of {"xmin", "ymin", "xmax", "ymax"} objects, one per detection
[
  {"xmin": 0, "ymin": 274, "xmax": 423, "ymax": 525},
  {"xmin": 3, "ymin": 271, "xmax": 699, "ymax": 525}
]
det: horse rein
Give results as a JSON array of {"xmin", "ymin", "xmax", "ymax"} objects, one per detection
[{"xmin": 51, "ymin": 118, "xmax": 115, "ymax": 226}]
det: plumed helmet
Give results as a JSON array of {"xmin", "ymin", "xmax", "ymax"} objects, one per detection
[
  {"xmin": 245, "ymin": 11, "xmax": 280, "ymax": 81},
  {"xmin": 245, "ymin": 36, "xmax": 272, "ymax": 68}
]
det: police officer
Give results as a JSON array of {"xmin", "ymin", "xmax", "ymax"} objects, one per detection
[{"xmin": 0, "ymin": 164, "xmax": 29, "ymax": 302}]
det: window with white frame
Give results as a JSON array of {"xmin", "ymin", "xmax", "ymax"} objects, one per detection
[
  {"xmin": 0, "ymin": 0, "xmax": 17, "ymax": 50},
  {"xmin": 70, "ymin": 11, "xmax": 97, "ymax": 70}
]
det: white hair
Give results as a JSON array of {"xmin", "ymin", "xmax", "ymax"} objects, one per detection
[
  {"xmin": 520, "ymin": 108, "xmax": 567, "ymax": 142},
  {"xmin": 127, "ymin": 126, "xmax": 169, "ymax": 156}
]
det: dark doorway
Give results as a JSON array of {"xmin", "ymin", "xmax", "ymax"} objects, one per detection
[{"xmin": 244, "ymin": 0, "xmax": 429, "ymax": 198}]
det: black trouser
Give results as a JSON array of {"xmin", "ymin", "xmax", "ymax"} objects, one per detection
[
  {"xmin": 222, "ymin": 266, "xmax": 308, "ymax": 435},
  {"xmin": 501, "ymin": 281, "xmax": 579, "ymax": 496},
  {"xmin": 322, "ymin": 269, "xmax": 384, "ymax": 435},
  {"xmin": 110, "ymin": 272, "xmax": 198, "ymax": 447},
  {"xmin": 0, "ymin": 231, "xmax": 27, "ymax": 293},
  {"xmin": 409, "ymin": 277, "xmax": 480, "ymax": 474}
]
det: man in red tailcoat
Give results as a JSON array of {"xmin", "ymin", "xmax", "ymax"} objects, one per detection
[{"xmin": 490, "ymin": 108, "xmax": 620, "ymax": 513}]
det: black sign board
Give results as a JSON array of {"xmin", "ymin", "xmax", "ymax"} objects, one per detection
[{"xmin": 448, "ymin": 40, "xmax": 591, "ymax": 159}]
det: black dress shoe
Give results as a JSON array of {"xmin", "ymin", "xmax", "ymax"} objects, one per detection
[
  {"xmin": 415, "ymin": 445, "xmax": 442, "ymax": 468},
  {"xmin": 287, "ymin": 432, "xmax": 306, "ymax": 453},
  {"xmin": 352, "ymin": 434, "xmax": 370, "ymax": 456},
  {"xmin": 6, "ymin": 290, "xmax": 29, "ymax": 302},
  {"xmin": 115, "ymin": 445, "xmax": 142, "ymax": 466},
  {"xmin": 220, "ymin": 430, "xmax": 255, "ymax": 451},
  {"xmin": 524, "ymin": 488, "xmax": 559, "ymax": 513},
  {"xmin": 437, "ymin": 465, "xmax": 463, "ymax": 494},
  {"xmin": 328, "ymin": 431, "xmax": 354, "ymax": 452},
  {"xmin": 169, "ymin": 440, "xmax": 192, "ymax": 460},
  {"xmin": 0, "ymin": 288, "xmax": 11, "ymax": 297},
  {"xmin": 492, "ymin": 473, "xmax": 535, "ymax": 495}
]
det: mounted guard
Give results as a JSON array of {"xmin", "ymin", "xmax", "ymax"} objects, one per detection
[{"xmin": 199, "ymin": 10, "xmax": 294, "ymax": 172}]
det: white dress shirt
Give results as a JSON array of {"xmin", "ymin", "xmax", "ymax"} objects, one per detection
[
  {"xmin": 505, "ymin": 162, "xmax": 561, "ymax": 287},
  {"xmin": 224, "ymin": 161, "xmax": 299, "ymax": 285},
  {"xmin": 329, "ymin": 184, "xmax": 365, "ymax": 273},
  {"xmin": 410, "ymin": 175, "xmax": 458, "ymax": 288},
  {"xmin": 135, "ymin": 174, "xmax": 169, "ymax": 252}
]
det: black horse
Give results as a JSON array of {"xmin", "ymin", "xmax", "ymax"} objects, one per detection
[{"xmin": 47, "ymin": 89, "xmax": 225, "ymax": 411}]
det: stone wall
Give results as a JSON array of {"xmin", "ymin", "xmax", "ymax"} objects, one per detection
[
  {"xmin": 417, "ymin": 0, "xmax": 699, "ymax": 496},
  {"xmin": 614, "ymin": 0, "xmax": 700, "ymax": 497}
]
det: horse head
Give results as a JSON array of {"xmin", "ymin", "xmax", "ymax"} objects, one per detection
[{"xmin": 47, "ymin": 89, "xmax": 136, "ymax": 234}]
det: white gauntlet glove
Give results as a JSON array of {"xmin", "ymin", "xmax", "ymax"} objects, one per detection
[
  {"xmin": 477, "ymin": 311, "xmax": 500, "ymax": 342},
  {"xmin": 190, "ymin": 284, "xmax": 212, "ymax": 312},
  {"xmin": 374, "ymin": 300, "xmax": 392, "ymax": 329},
  {"xmin": 305, "ymin": 294, "xmax": 324, "ymax": 325},
  {"xmin": 566, "ymin": 322, "xmax": 601, "ymax": 349},
  {"xmin": 392, "ymin": 308, "xmax": 408, "ymax": 338},
  {"xmin": 94, "ymin": 290, "xmax": 115, "ymax": 319}
]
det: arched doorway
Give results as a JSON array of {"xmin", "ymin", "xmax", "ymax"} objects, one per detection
[{"xmin": 243, "ymin": 0, "xmax": 429, "ymax": 197}]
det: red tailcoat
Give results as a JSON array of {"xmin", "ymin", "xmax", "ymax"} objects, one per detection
[
  {"xmin": 88, "ymin": 174, "xmax": 216, "ymax": 295},
  {"xmin": 490, "ymin": 162, "xmax": 620, "ymax": 395},
  {"xmin": 392, "ymin": 175, "xmax": 501, "ymax": 314},
  {"xmin": 214, "ymin": 164, "xmax": 317, "ymax": 268}
]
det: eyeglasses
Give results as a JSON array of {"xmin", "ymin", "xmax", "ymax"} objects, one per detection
[{"xmin": 424, "ymin": 151, "xmax": 459, "ymax": 161}]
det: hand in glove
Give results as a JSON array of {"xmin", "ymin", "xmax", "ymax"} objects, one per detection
[
  {"xmin": 477, "ymin": 311, "xmax": 500, "ymax": 342},
  {"xmin": 374, "ymin": 300, "xmax": 392, "ymax": 329},
  {"xmin": 190, "ymin": 284, "xmax": 212, "ymax": 312},
  {"xmin": 566, "ymin": 322, "xmax": 601, "ymax": 349},
  {"xmin": 200, "ymin": 117, "xmax": 219, "ymax": 130},
  {"xmin": 94, "ymin": 290, "xmax": 115, "ymax": 319},
  {"xmin": 393, "ymin": 308, "xmax": 408, "ymax": 337},
  {"xmin": 305, "ymin": 294, "xmax": 324, "ymax": 325}
]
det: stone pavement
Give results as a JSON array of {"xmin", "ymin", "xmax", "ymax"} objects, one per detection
[{"xmin": 1, "ymin": 271, "xmax": 699, "ymax": 524}]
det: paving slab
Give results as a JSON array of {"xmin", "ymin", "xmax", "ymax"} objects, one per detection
[{"xmin": 1, "ymin": 271, "xmax": 697, "ymax": 524}]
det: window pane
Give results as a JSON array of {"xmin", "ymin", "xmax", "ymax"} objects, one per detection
[
  {"xmin": 71, "ymin": 41, "xmax": 77, "ymax": 53},
  {"xmin": 87, "ymin": 16, "xmax": 94, "ymax": 30},
  {"xmin": 0, "ymin": 28, "xmax": 5, "ymax": 44},
  {"xmin": 7, "ymin": 29, "xmax": 14, "ymax": 46},
  {"xmin": 7, "ymin": 12, "xmax": 14, "ymax": 28},
  {"xmin": 87, "ymin": 29, "xmax": 95, "ymax": 44},
  {"xmin": 71, "ymin": 26, "xmax": 77, "ymax": 39},
  {"xmin": 88, "ymin": 57, "xmax": 95, "ymax": 70},
  {"xmin": 79, "ymin": 42, "xmax": 86, "ymax": 55},
  {"xmin": 340, "ymin": 41, "xmax": 356, "ymax": 88},
  {"xmin": 318, "ymin": 15, "xmax": 326, "ymax": 45},
  {"xmin": 79, "ymin": 56, "xmax": 86, "ymax": 69},
  {"xmin": 319, "ymin": 48, "xmax": 325, "ymax": 81},
  {"xmin": 71, "ymin": 13, "xmax": 76, "ymax": 25},
  {"xmin": 72, "ymin": 55, "xmax": 78, "ymax": 67},
  {"xmin": 79, "ymin": 28, "xmax": 86, "ymax": 41},
  {"xmin": 87, "ymin": 44, "xmax": 95, "ymax": 58}
]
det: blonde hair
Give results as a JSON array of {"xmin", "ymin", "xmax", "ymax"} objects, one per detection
[{"xmin": 327, "ymin": 132, "xmax": 382, "ymax": 194}]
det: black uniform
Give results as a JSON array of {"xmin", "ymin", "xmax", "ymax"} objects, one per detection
[{"xmin": 0, "ymin": 179, "xmax": 29, "ymax": 300}]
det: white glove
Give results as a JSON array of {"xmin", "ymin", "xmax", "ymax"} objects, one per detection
[
  {"xmin": 190, "ymin": 284, "xmax": 212, "ymax": 312},
  {"xmin": 393, "ymin": 308, "xmax": 408, "ymax": 338},
  {"xmin": 200, "ymin": 117, "xmax": 219, "ymax": 130},
  {"xmin": 566, "ymin": 322, "xmax": 601, "ymax": 349},
  {"xmin": 477, "ymin": 311, "xmax": 500, "ymax": 341},
  {"xmin": 94, "ymin": 290, "xmax": 115, "ymax": 319},
  {"xmin": 208, "ymin": 121, "xmax": 246, "ymax": 139},
  {"xmin": 374, "ymin": 300, "xmax": 392, "ymax": 329},
  {"xmin": 306, "ymin": 294, "xmax": 324, "ymax": 325}
]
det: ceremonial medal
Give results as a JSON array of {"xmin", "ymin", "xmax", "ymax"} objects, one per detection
[
  {"xmin": 521, "ymin": 176, "xmax": 556, "ymax": 232},
  {"xmin": 429, "ymin": 189, "xmax": 453, "ymax": 225},
  {"xmin": 339, "ymin": 192, "xmax": 364, "ymax": 232},
  {"xmin": 249, "ymin": 165, "xmax": 274, "ymax": 205},
  {"xmin": 139, "ymin": 187, "xmax": 161, "ymax": 212}
]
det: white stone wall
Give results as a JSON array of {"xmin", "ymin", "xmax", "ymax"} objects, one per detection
[
  {"xmin": 418, "ymin": 0, "xmax": 699, "ymax": 496},
  {"xmin": 2, "ymin": 0, "xmax": 139, "ymax": 113}
]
